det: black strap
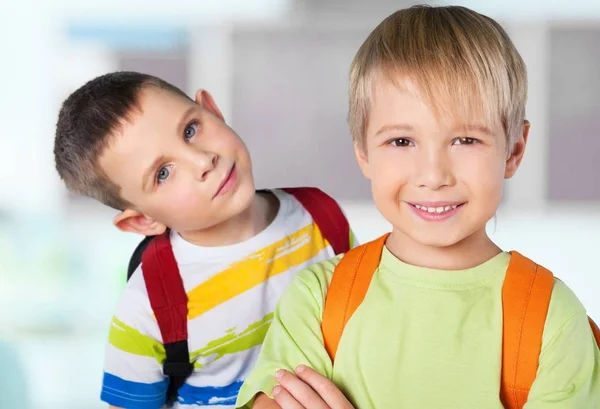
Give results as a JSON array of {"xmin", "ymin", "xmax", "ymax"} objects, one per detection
[
  {"xmin": 163, "ymin": 340, "xmax": 194, "ymax": 407},
  {"xmin": 127, "ymin": 235, "xmax": 158, "ymax": 281}
]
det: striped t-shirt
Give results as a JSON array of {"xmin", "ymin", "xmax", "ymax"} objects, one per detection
[{"xmin": 100, "ymin": 189, "xmax": 353, "ymax": 408}]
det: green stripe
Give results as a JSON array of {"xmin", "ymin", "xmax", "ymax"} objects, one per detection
[
  {"xmin": 192, "ymin": 313, "xmax": 274, "ymax": 368},
  {"xmin": 109, "ymin": 316, "xmax": 165, "ymax": 362},
  {"xmin": 109, "ymin": 312, "xmax": 274, "ymax": 368}
]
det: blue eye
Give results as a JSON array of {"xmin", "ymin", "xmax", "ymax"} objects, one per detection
[
  {"xmin": 389, "ymin": 138, "xmax": 414, "ymax": 147},
  {"xmin": 453, "ymin": 137, "xmax": 478, "ymax": 145},
  {"xmin": 184, "ymin": 121, "xmax": 199, "ymax": 141},
  {"xmin": 156, "ymin": 165, "xmax": 172, "ymax": 184}
]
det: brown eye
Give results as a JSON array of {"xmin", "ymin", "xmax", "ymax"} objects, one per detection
[
  {"xmin": 390, "ymin": 138, "xmax": 414, "ymax": 147},
  {"xmin": 454, "ymin": 137, "xmax": 477, "ymax": 145}
]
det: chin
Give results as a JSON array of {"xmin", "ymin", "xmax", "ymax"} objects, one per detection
[
  {"xmin": 408, "ymin": 230, "xmax": 469, "ymax": 249},
  {"xmin": 226, "ymin": 182, "xmax": 256, "ymax": 215}
]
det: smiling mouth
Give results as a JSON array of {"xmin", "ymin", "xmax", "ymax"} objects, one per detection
[
  {"xmin": 213, "ymin": 164, "xmax": 236, "ymax": 198},
  {"xmin": 411, "ymin": 203, "xmax": 464, "ymax": 214},
  {"xmin": 406, "ymin": 201, "xmax": 466, "ymax": 222}
]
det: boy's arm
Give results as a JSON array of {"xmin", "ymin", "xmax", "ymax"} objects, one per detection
[
  {"xmin": 524, "ymin": 281, "xmax": 600, "ymax": 408},
  {"xmin": 253, "ymin": 393, "xmax": 281, "ymax": 409},
  {"xmin": 235, "ymin": 259, "xmax": 339, "ymax": 408},
  {"xmin": 101, "ymin": 280, "xmax": 169, "ymax": 409}
]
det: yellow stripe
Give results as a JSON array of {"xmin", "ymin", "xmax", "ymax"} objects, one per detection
[
  {"xmin": 108, "ymin": 316, "xmax": 165, "ymax": 362},
  {"xmin": 187, "ymin": 223, "xmax": 327, "ymax": 320}
]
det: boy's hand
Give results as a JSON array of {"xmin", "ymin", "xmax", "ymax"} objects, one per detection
[{"xmin": 272, "ymin": 365, "xmax": 355, "ymax": 409}]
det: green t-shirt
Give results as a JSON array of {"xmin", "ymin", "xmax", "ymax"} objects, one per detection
[{"xmin": 236, "ymin": 248, "xmax": 600, "ymax": 408}]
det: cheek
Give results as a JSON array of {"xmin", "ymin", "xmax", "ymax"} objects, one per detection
[
  {"xmin": 457, "ymin": 152, "xmax": 505, "ymax": 201},
  {"xmin": 368, "ymin": 150, "xmax": 409, "ymax": 205},
  {"xmin": 150, "ymin": 184, "xmax": 204, "ymax": 219},
  {"xmin": 170, "ymin": 183, "xmax": 203, "ymax": 207},
  {"xmin": 216, "ymin": 128, "xmax": 245, "ymax": 152}
]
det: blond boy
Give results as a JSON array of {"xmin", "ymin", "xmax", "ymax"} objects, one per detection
[{"xmin": 236, "ymin": 5, "xmax": 600, "ymax": 408}]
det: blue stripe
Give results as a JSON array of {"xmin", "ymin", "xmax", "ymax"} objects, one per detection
[
  {"xmin": 101, "ymin": 372, "xmax": 168, "ymax": 409},
  {"xmin": 178, "ymin": 380, "xmax": 243, "ymax": 406}
]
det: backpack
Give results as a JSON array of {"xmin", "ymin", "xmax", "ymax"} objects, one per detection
[
  {"xmin": 321, "ymin": 233, "xmax": 600, "ymax": 409},
  {"xmin": 126, "ymin": 187, "xmax": 351, "ymax": 406}
]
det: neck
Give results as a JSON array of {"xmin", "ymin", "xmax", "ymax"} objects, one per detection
[
  {"xmin": 385, "ymin": 227, "xmax": 502, "ymax": 270},
  {"xmin": 179, "ymin": 191, "xmax": 279, "ymax": 247}
]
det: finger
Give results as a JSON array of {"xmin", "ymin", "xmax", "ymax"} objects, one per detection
[
  {"xmin": 294, "ymin": 365, "xmax": 353, "ymax": 408},
  {"xmin": 276, "ymin": 369, "xmax": 330, "ymax": 409},
  {"xmin": 272, "ymin": 384, "xmax": 305, "ymax": 409}
]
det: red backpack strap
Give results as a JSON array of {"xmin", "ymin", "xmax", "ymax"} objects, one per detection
[
  {"xmin": 321, "ymin": 233, "xmax": 389, "ymax": 361},
  {"xmin": 501, "ymin": 251, "xmax": 554, "ymax": 409},
  {"xmin": 282, "ymin": 187, "xmax": 350, "ymax": 255},
  {"xmin": 141, "ymin": 231, "xmax": 193, "ymax": 404}
]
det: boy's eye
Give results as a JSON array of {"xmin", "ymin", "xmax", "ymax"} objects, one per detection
[
  {"xmin": 184, "ymin": 121, "xmax": 199, "ymax": 141},
  {"xmin": 453, "ymin": 137, "xmax": 478, "ymax": 145},
  {"xmin": 156, "ymin": 165, "xmax": 173, "ymax": 184},
  {"xmin": 389, "ymin": 138, "xmax": 414, "ymax": 147}
]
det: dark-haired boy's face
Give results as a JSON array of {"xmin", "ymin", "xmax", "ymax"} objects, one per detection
[{"xmin": 99, "ymin": 87, "xmax": 255, "ymax": 237}]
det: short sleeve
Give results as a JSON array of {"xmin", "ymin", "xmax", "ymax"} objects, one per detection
[{"xmin": 100, "ymin": 271, "xmax": 168, "ymax": 409}]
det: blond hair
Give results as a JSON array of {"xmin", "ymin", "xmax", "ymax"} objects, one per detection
[{"xmin": 349, "ymin": 5, "xmax": 527, "ymax": 149}]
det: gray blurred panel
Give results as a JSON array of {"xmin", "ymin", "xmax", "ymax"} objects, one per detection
[
  {"xmin": 231, "ymin": 26, "xmax": 372, "ymax": 200},
  {"xmin": 548, "ymin": 26, "xmax": 600, "ymax": 201},
  {"xmin": 116, "ymin": 49, "xmax": 189, "ymax": 94}
]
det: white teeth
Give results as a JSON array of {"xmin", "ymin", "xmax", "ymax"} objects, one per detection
[{"xmin": 414, "ymin": 204, "xmax": 460, "ymax": 213}]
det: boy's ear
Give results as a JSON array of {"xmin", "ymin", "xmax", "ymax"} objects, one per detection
[
  {"xmin": 505, "ymin": 120, "xmax": 530, "ymax": 179},
  {"xmin": 113, "ymin": 209, "xmax": 167, "ymax": 236},
  {"xmin": 194, "ymin": 89, "xmax": 225, "ymax": 122},
  {"xmin": 354, "ymin": 141, "xmax": 371, "ymax": 179}
]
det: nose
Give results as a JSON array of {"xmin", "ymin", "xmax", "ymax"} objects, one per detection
[
  {"xmin": 186, "ymin": 149, "xmax": 217, "ymax": 182},
  {"xmin": 415, "ymin": 147, "xmax": 455, "ymax": 190}
]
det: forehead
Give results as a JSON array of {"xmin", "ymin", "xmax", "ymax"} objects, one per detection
[
  {"xmin": 111, "ymin": 87, "xmax": 193, "ymax": 146},
  {"xmin": 133, "ymin": 86, "xmax": 192, "ymax": 123},
  {"xmin": 369, "ymin": 73, "xmax": 502, "ymax": 132}
]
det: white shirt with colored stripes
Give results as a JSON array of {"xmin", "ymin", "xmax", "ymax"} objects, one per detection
[{"xmin": 100, "ymin": 189, "xmax": 354, "ymax": 409}]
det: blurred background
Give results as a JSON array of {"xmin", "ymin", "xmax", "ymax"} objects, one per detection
[{"xmin": 0, "ymin": 0, "xmax": 599, "ymax": 408}]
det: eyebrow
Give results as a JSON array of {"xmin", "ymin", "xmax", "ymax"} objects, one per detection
[
  {"xmin": 458, "ymin": 124, "xmax": 494, "ymax": 136},
  {"xmin": 142, "ymin": 154, "xmax": 166, "ymax": 192},
  {"xmin": 375, "ymin": 123, "xmax": 415, "ymax": 136},
  {"xmin": 375, "ymin": 123, "xmax": 494, "ymax": 137}
]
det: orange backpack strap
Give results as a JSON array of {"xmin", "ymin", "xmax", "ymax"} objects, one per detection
[
  {"xmin": 321, "ymin": 233, "xmax": 390, "ymax": 361},
  {"xmin": 501, "ymin": 251, "xmax": 555, "ymax": 409}
]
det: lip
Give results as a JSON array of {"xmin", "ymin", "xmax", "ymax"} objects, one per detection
[
  {"xmin": 408, "ymin": 201, "xmax": 464, "ymax": 207},
  {"xmin": 406, "ymin": 201, "xmax": 466, "ymax": 222},
  {"xmin": 213, "ymin": 164, "xmax": 237, "ymax": 198}
]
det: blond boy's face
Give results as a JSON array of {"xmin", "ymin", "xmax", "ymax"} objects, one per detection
[
  {"xmin": 99, "ymin": 87, "xmax": 255, "ymax": 236},
  {"xmin": 355, "ymin": 78, "xmax": 527, "ymax": 249}
]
